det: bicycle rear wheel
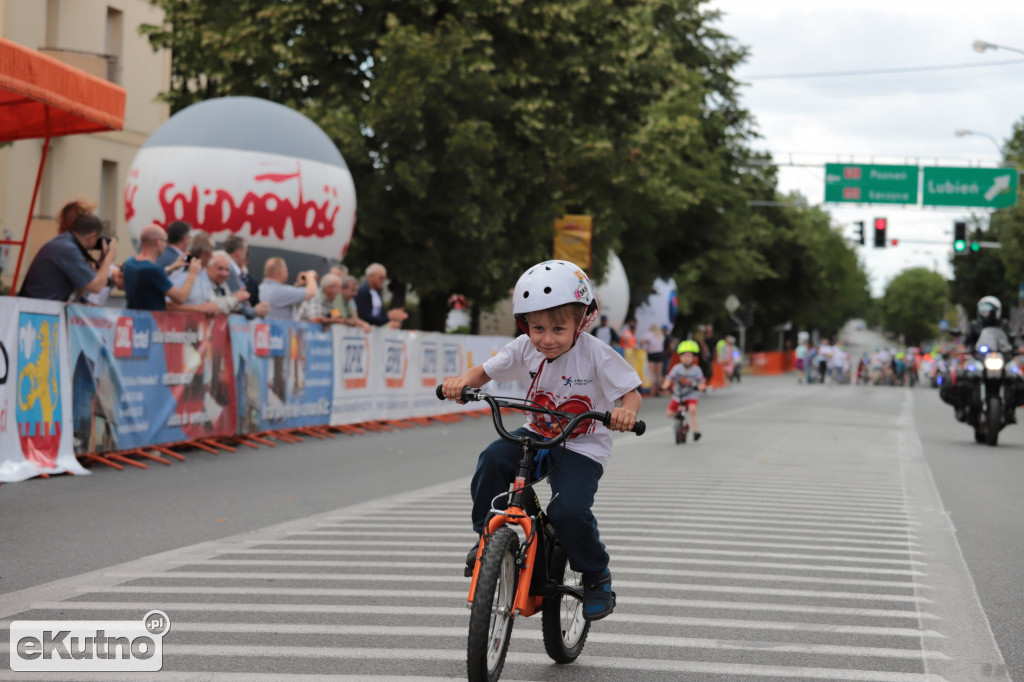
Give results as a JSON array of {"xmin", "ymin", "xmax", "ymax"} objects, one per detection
[
  {"xmin": 541, "ymin": 546, "xmax": 591, "ymax": 663},
  {"xmin": 467, "ymin": 526, "xmax": 519, "ymax": 682}
]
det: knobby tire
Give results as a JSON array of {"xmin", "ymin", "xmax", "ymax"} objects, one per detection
[
  {"xmin": 467, "ymin": 526, "xmax": 519, "ymax": 682},
  {"xmin": 541, "ymin": 547, "xmax": 590, "ymax": 663}
]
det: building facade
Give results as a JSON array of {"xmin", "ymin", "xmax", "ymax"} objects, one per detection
[{"xmin": 0, "ymin": 0, "xmax": 169, "ymax": 293}]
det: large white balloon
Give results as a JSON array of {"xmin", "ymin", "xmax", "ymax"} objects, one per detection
[
  {"xmin": 590, "ymin": 251, "xmax": 629, "ymax": 332},
  {"xmin": 634, "ymin": 277, "xmax": 678, "ymax": 336},
  {"xmin": 124, "ymin": 97, "xmax": 356, "ymax": 261}
]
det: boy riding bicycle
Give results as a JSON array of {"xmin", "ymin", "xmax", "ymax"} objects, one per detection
[
  {"xmin": 440, "ymin": 260, "xmax": 642, "ymax": 621},
  {"xmin": 661, "ymin": 340, "xmax": 707, "ymax": 441}
]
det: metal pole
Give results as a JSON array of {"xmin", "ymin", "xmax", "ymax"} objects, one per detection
[{"xmin": 9, "ymin": 135, "xmax": 51, "ymax": 295}]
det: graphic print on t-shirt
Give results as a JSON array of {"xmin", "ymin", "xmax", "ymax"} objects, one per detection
[{"xmin": 528, "ymin": 391, "xmax": 596, "ymax": 439}]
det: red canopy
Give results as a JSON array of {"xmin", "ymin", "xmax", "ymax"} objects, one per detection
[
  {"xmin": 0, "ymin": 37, "xmax": 127, "ymax": 293},
  {"xmin": 0, "ymin": 37, "xmax": 126, "ymax": 142}
]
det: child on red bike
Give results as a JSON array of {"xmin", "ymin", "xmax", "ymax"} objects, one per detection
[
  {"xmin": 440, "ymin": 260, "xmax": 642, "ymax": 621},
  {"xmin": 661, "ymin": 340, "xmax": 707, "ymax": 441}
]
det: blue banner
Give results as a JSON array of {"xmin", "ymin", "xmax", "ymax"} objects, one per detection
[
  {"xmin": 229, "ymin": 317, "xmax": 334, "ymax": 431},
  {"xmin": 67, "ymin": 306, "xmax": 237, "ymax": 453}
]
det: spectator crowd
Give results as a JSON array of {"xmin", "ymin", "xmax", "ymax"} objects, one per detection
[{"xmin": 16, "ymin": 198, "xmax": 408, "ymax": 332}]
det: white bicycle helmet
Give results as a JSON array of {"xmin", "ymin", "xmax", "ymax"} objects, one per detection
[
  {"xmin": 977, "ymin": 295, "xmax": 1002, "ymax": 325},
  {"xmin": 512, "ymin": 260, "xmax": 598, "ymax": 339}
]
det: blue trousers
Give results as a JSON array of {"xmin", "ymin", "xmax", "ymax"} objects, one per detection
[{"xmin": 470, "ymin": 428, "xmax": 609, "ymax": 576}]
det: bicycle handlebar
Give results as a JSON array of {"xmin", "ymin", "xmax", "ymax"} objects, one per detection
[{"xmin": 436, "ymin": 385, "xmax": 646, "ymax": 445}]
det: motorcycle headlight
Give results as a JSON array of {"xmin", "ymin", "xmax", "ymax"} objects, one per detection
[{"xmin": 984, "ymin": 352, "xmax": 1004, "ymax": 371}]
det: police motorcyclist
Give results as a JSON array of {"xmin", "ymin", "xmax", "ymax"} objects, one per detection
[
  {"xmin": 963, "ymin": 296, "xmax": 1016, "ymax": 350},
  {"xmin": 943, "ymin": 296, "xmax": 1022, "ymax": 422}
]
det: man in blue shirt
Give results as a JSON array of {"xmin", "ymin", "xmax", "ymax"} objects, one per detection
[
  {"xmin": 122, "ymin": 224, "xmax": 203, "ymax": 311},
  {"xmin": 19, "ymin": 214, "xmax": 117, "ymax": 301}
]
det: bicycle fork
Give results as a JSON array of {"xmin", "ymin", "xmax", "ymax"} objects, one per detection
[{"xmin": 467, "ymin": 444, "xmax": 546, "ymax": 618}]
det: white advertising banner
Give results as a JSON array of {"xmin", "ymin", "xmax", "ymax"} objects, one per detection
[
  {"xmin": 410, "ymin": 332, "xmax": 466, "ymax": 417},
  {"xmin": 374, "ymin": 327, "xmax": 415, "ymax": 421},
  {"xmin": 467, "ymin": 335, "xmax": 528, "ymax": 401},
  {"xmin": 0, "ymin": 299, "xmax": 87, "ymax": 482},
  {"xmin": 330, "ymin": 326, "xmax": 375, "ymax": 426},
  {"xmin": 328, "ymin": 329, "xmax": 517, "ymax": 424}
]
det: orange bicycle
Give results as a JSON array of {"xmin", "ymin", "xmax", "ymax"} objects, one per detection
[{"xmin": 437, "ymin": 386, "xmax": 645, "ymax": 681}]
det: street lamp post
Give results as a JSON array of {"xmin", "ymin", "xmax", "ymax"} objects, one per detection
[
  {"xmin": 972, "ymin": 40, "xmax": 1024, "ymax": 57},
  {"xmin": 954, "ymin": 128, "xmax": 1003, "ymax": 156}
]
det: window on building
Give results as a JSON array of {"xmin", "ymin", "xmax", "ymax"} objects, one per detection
[
  {"xmin": 105, "ymin": 7, "xmax": 123, "ymax": 84},
  {"xmin": 100, "ymin": 160, "xmax": 119, "ymax": 232}
]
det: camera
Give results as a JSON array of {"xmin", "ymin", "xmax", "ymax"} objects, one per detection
[
  {"xmin": 91, "ymin": 235, "xmax": 112, "ymax": 252},
  {"xmin": 184, "ymin": 253, "xmax": 197, "ymax": 264}
]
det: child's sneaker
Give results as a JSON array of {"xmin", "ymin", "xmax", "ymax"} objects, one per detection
[
  {"xmin": 693, "ymin": 432, "xmax": 702, "ymax": 442},
  {"xmin": 581, "ymin": 570, "xmax": 615, "ymax": 621},
  {"xmin": 465, "ymin": 540, "xmax": 479, "ymax": 577}
]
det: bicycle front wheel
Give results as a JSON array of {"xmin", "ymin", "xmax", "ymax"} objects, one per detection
[
  {"xmin": 541, "ymin": 546, "xmax": 590, "ymax": 663},
  {"xmin": 467, "ymin": 526, "xmax": 519, "ymax": 682}
]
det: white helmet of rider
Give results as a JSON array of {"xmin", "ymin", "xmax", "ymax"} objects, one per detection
[
  {"xmin": 977, "ymin": 295, "xmax": 1002, "ymax": 325},
  {"xmin": 512, "ymin": 260, "xmax": 598, "ymax": 339}
]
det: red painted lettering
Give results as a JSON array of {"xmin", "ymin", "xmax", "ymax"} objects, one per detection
[{"xmin": 156, "ymin": 163, "xmax": 340, "ymax": 240}]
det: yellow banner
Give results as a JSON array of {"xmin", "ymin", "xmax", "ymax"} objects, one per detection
[{"xmin": 553, "ymin": 214, "xmax": 592, "ymax": 270}]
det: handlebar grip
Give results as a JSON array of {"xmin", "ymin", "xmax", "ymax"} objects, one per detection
[
  {"xmin": 435, "ymin": 385, "xmax": 481, "ymax": 402},
  {"xmin": 601, "ymin": 411, "xmax": 645, "ymax": 436}
]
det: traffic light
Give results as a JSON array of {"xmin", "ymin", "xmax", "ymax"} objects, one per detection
[
  {"xmin": 873, "ymin": 217, "xmax": 887, "ymax": 248},
  {"xmin": 854, "ymin": 221, "xmax": 865, "ymax": 245},
  {"xmin": 953, "ymin": 221, "xmax": 967, "ymax": 253}
]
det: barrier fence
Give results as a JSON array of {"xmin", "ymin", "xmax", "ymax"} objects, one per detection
[
  {"xmin": 0, "ymin": 295, "xmax": 800, "ymax": 484},
  {"xmin": 1, "ymin": 298, "xmax": 522, "ymax": 483}
]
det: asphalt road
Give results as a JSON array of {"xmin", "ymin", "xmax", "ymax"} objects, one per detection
[{"xmin": 2, "ymin": 368, "xmax": 1023, "ymax": 681}]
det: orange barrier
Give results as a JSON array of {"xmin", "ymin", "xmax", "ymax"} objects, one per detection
[
  {"xmin": 708, "ymin": 361, "xmax": 726, "ymax": 388},
  {"xmin": 77, "ymin": 410, "xmax": 492, "ymax": 472},
  {"xmin": 745, "ymin": 350, "xmax": 796, "ymax": 376}
]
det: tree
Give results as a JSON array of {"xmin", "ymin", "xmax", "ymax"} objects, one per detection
[
  {"xmin": 141, "ymin": 0, "xmax": 864, "ymax": 337},
  {"xmin": 950, "ymin": 217, "xmax": 1017, "ymax": 318},
  {"xmin": 882, "ymin": 268, "xmax": 949, "ymax": 346}
]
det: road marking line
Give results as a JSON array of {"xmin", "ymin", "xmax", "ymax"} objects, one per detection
[
  {"xmin": 158, "ymin": 645, "xmax": 955, "ymax": 680},
  {"xmin": 23, "ymin": 601, "xmax": 946, "ymax": 637},
  {"xmin": 166, "ymin": 622, "xmax": 950, "ymax": 660}
]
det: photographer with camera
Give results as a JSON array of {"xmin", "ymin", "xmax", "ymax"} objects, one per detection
[
  {"xmin": 258, "ymin": 257, "xmax": 318, "ymax": 320},
  {"xmin": 19, "ymin": 213, "xmax": 117, "ymax": 301},
  {"xmin": 122, "ymin": 224, "xmax": 203, "ymax": 311}
]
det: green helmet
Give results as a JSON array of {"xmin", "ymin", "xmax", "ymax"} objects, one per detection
[{"xmin": 677, "ymin": 340, "xmax": 700, "ymax": 355}]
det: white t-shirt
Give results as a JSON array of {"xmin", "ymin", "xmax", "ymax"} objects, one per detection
[{"xmin": 482, "ymin": 333, "xmax": 641, "ymax": 468}]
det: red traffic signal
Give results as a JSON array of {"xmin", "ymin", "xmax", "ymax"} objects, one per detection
[
  {"xmin": 873, "ymin": 217, "xmax": 887, "ymax": 248},
  {"xmin": 891, "ymin": 239, "xmax": 898, "ymax": 246}
]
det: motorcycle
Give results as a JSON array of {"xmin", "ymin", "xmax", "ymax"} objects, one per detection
[{"xmin": 952, "ymin": 326, "xmax": 1024, "ymax": 446}]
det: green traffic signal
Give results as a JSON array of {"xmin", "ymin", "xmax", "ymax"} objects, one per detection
[
  {"xmin": 970, "ymin": 242, "xmax": 981, "ymax": 252},
  {"xmin": 954, "ymin": 239, "xmax": 966, "ymax": 252}
]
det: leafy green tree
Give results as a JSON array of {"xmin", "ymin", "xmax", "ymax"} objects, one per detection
[
  {"xmin": 141, "ymin": 0, "xmax": 869, "ymax": 337},
  {"xmin": 947, "ymin": 117, "xmax": 1023, "ymax": 324},
  {"xmin": 882, "ymin": 267, "xmax": 949, "ymax": 345}
]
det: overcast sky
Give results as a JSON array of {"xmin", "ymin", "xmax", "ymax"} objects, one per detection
[{"xmin": 709, "ymin": 0, "xmax": 1024, "ymax": 296}]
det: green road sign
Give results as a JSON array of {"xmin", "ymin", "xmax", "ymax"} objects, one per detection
[
  {"xmin": 824, "ymin": 163, "xmax": 918, "ymax": 204},
  {"xmin": 922, "ymin": 167, "xmax": 1019, "ymax": 208}
]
